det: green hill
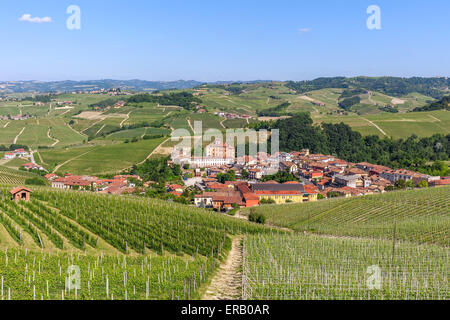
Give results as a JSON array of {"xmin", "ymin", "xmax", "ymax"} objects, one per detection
[
  {"xmin": 243, "ymin": 186, "xmax": 450, "ymax": 246},
  {"xmin": 0, "ymin": 186, "xmax": 273, "ymax": 300}
]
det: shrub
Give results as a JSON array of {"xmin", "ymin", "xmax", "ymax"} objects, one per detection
[
  {"xmin": 248, "ymin": 208, "xmax": 266, "ymax": 225},
  {"xmin": 25, "ymin": 177, "xmax": 46, "ymax": 186}
]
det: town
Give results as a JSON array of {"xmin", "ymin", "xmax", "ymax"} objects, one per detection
[{"xmin": 6, "ymin": 138, "xmax": 449, "ymax": 214}]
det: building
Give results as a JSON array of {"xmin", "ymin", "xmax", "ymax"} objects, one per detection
[
  {"xmin": 51, "ymin": 175, "xmax": 96, "ymax": 190},
  {"xmin": 251, "ymin": 183, "xmax": 318, "ymax": 204},
  {"xmin": 22, "ymin": 163, "xmax": 46, "ymax": 171},
  {"xmin": 194, "ymin": 191, "xmax": 244, "ymax": 210},
  {"xmin": 280, "ymin": 161, "xmax": 298, "ymax": 174},
  {"xmin": 205, "ymin": 140, "xmax": 235, "ymax": 159},
  {"xmin": 334, "ymin": 174, "xmax": 360, "ymax": 188},
  {"xmin": 3, "ymin": 148, "xmax": 29, "ymax": 160},
  {"xmin": 10, "ymin": 186, "xmax": 32, "ymax": 202},
  {"xmin": 248, "ymin": 168, "xmax": 262, "ymax": 180},
  {"xmin": 44, "ymin": 173, "xmax": 58, "ymax": 181}
]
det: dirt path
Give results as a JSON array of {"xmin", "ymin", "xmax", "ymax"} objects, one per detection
[
  {"xmin": 52, "ymin": 148, "xmax": 98, "ymax": 173},
  {"xmin": 82, "ymin": 118, "xmax": 104, "ymax": 133},
  {"xmin": 360, "ymin": 117, "xmax": 387, "ymax": 136},
  {"xmin": 58, "ymin": 109, "xmax": 72, "ymax": 117},
  {"xmin": 202, "ymin": 236, "xmax": 243, "ymax": 300},
  {"xmin": 136, "ymin": 137, "xmax": 171, "ymax": 165},
  {"xmin": 47, "ymin": 129, "xmax": 60, "ymax": 147},
  {"xmin": 428, "ymin": 114, "xmax": 441, "ymax": 122},
  {"xmin": 220, "ymin": 119, "xmax": 226, "ymax": 129},
  {"xmin": 35, "ymin": 150, "xmax": 45, "ymax": 165},
  {"xmin": 187, "ymin": 118, "xmax": 195, "ymax": 133},
  {"xmin": 95, "ymin": 124, "xmax": 106, "ymax": 136},
  {"xmin": 120, "ymin": 112, "xmax": 131, "ymax": 128},
  {"xmin": 13, "ymin": 127, "xmax": 26, "ymax": 144},
  {"xmin": 66, "ymin": 122, "xmax": 88, "ymax": 138},
  {"xmin": 3, "ymin": 121, "xmax": 10, "ymax": 128}
]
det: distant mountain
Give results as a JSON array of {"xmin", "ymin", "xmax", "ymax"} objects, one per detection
[{"xmin": 0, "ymin": 79, "xmax": 205, "ymax": 94}]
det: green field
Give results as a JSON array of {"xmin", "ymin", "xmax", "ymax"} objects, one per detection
[
  {"xmin": 0, "ymin": 186, "xmax": 270, "ymax": 300},
  {"xmin": 243, "ymin": 186, "xmax": 450, "ymax": 246},
  {"xmin": 0, "ymin": 166, "xmax": 47, "ymax": 185},
  {"xmin": 241, "ymin": 186, "xmax": 449, "ymax": 300},
  {"xmin": 243, "ymin": 233, "xmax": 448, "ymax": 300},
  {"xmin": 38, "ymin": 137, "xmax": 166, "ymax": 175},
  {"xmin": 313, "ymin": 110, "xmax": 449, "ymax": 138}
]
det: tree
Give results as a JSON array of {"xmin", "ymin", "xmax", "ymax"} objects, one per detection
[
  {"xmin": 417, "ymin": 180, "xmax": 428, "ymax": 188},
  {"xmin": 248, "ymin": 208, "xmax": 266, "ymax": 224},
  {"xmin": 395, "ymin": 179, "xmax": 407, "ymax": 189}
]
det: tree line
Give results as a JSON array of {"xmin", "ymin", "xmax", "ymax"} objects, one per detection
[{"xmin": 252, "ymin": 112, "xmax": 450, "ymax": 172}]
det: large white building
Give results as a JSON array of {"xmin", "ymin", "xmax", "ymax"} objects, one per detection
[{"xmin": 172, "ymin": 140, "xmax": 236, "ymax": 168}]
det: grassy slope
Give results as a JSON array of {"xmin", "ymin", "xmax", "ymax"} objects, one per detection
[
  {"xmin": 38, "ymin": 137, "xmax": 166, "ymax": 175},
  {"xmin": 242, "ymin": 186, "xmax": 450, "ymax": 246}
]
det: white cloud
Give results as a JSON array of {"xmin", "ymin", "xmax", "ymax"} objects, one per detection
[
  {"xmin": 298, "ymin": 28, "xmax": 311, "ymax": 35},
  {"xmin": 19, "ymin": 14, "xmax": 52, "ymax": 23}
]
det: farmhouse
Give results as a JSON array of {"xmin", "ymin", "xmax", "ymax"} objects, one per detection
[
  {"xmin": 51, "ymin": 175, "xmax": 97, "ymax": 190},
  {"xmin": 22, "ymin": 163, "xmax": 46, "ymax": 171},
  {"xmin": 10, "ymin": 186, "xmax": 32, "ymax": 202},
  {"xmin": 3, "ymin": 148, "xmax": 30, "ymax": 160}
]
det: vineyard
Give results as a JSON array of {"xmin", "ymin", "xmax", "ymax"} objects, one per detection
[
  {"xmin": 243, "ymin": 233, "xmax": 448, "ymax": 300},
  {"xmin": 241, "ymin": 186, "xmax": 449, "ymax": 300},
  {"xmin": 0, "ymin": 184, "xmax": 448, "ymax": 300},
  {"xmin": 0, "ymin": 166, "xmax": 45, "ymax": 186},
  {"xmin": 0, "ymin": 186, "xmax": 273, "ymax": 300},
  {"xmin": 0, "ymin": 247, "xmax": 216, "ymax": 300},
  {"xmin": 243, "ymin": 186, "xmax": 450, "ymax": 246}
]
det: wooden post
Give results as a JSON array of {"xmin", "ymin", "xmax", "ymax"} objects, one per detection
[{"xmin": 391, "ymin": 222, "xmax": 397, "ymax": 265}]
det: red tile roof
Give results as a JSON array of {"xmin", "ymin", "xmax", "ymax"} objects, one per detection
[{"xmin": 10, "ymin": 186, "xmax": 32, "ymax": 195}]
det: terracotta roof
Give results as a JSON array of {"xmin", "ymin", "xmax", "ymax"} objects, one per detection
[{"xmin": 10, "ymin": 186, "xmax": 32, "ymax": 195}]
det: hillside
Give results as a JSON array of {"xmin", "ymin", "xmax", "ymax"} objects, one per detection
[
  {"xmin": 240, "ymin": 186, "xmax": 449, "ymax": 300},
  {"xmin": 0, "ymin": 80, "xmax": 204, "ymax": 94},
  {"xmin": 0, "ymin": 185, "xmax": 447, "ymax": 300},
  {"xmin": 1, "ymin": 78, "xmax": 449, "ymax": 177},
  {"xmin": 0, "ymin": 186, "xmax": 273, "ymax": 299},
  {"xmin": 242, "ymin": 186, "xmax": 450, "ymax": 246},
  {"xmin": 0, "ymin": 166, "xmax": 47, "ymax": 186}
]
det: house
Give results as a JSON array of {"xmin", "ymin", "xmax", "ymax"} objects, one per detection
[
  {"xmin": 346, "ymin": 167, "xmax": 369, "ymax": 178},
  {"xmin": 334, "ymin": 174, "xmax": 360, "ymax": 188},
  {"xmin": 22, "ymin": 163, "xmax": 46, "ymax": 171},
  {"xmin": 3, "ymin": 148, "xmax": 29, "ymax": 160},
  {"xmin": 44, "ymin": 173, "xmax": 58, "ymax": 181},
  {"xmin": 10, "ymin": 186, "xmax": 32, "ymax": 202},
  {"xmin": 429, "ymin": 177, "xmax": 450, "ymax": 187},
  {"xmin": 280, "ymin": 161, "xmax": 298, "ymax": 174},
  {"xmin": 235, "ymin": 183, "xmax": 260, "ymax": 207},
  {"xmin": 4, "ymin": 152, "xmax": 15, "ymax": 160},
  {"xmin": 167, "ymin": 184, "xmax": 183, "ymax": 193},
  {"xmin": 13, "ymin": 149, "xmax": 29, "ymax": 157},
  {"xmin": 51, "ymin": 175, "xmax": 96, "ymax": 190},
  {"xmin": 248, "ymin": 168, "xmax": 262, "ymax": 180},
  {"xmin": 194, "ymin": 191, "xmax": 244, "ymax": 210}
]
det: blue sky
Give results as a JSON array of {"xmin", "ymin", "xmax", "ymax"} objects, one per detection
[{"xmin": 1, "ymin": 0, "xmax": 449, "ymax": 81}]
